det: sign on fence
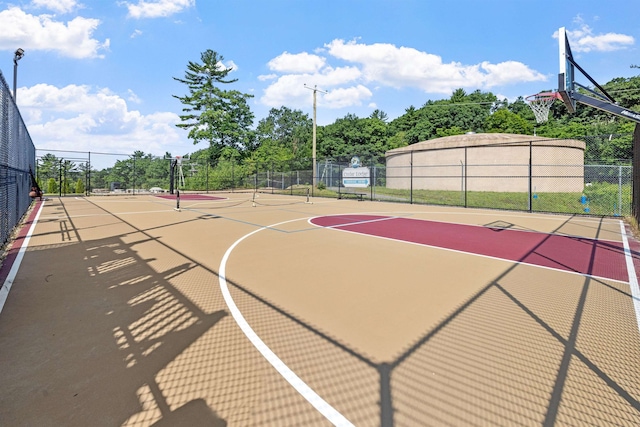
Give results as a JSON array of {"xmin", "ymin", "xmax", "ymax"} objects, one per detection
[{"xmin": 342, "ymin": 156, "xmax": 370, "ymax": 188}]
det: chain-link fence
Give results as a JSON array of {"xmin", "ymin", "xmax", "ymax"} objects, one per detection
[
  {"xmin": 633, "ymin": 124, "xmax": 640, "ymax": 225},
  {"xmin": 35, "ymin": 134, "xmax": 634, "ymax": 217},
  {"xmin": 34, "ymin": 150, "xmax": 318, "ymax": 197},
  {"xmin": 0, "ymin": 70, "xmax": 36, "ymax": 248},
  {"xmin": 35, "ymin": 149, "xmax": 133, "ymax": 196},
  {"xmin": 381, "ymin": 135, "xmax": 632, "ymax": 216}
]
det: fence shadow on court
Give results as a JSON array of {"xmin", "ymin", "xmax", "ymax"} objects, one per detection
[
  {"xmin": 89, "ymin": 206, "xmax": 640, "ymax": 426},
  {"xmin": 81, "ymin": 236, "xmax": 229, "ymax": 427},
  {"xmin": 5, "ymin": 198, "xmax": 640, "ymax": 426},
  {"xmin": 388, "ymin": 216, "xmax": 640, "ymax": 426},
  {"xmin": 216, "ymin": 215, "xmax": 640, "ymax": 426},
  {"xmin": 1, "ymin": 199, "xmax": 234, "ymax": 426}
]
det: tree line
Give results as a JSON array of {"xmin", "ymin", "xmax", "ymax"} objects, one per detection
[{"xmin": 37, "ymin": 49, "xmax": 640, "ymax": 193}]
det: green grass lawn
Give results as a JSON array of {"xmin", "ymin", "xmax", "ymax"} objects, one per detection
[
  {"xmin": 273, "ymin": 183, "xmax": 630, "ymax": 217},
  {"xmin": 369, "ymin": 185, "xmax": 630, "ymax": 216}
]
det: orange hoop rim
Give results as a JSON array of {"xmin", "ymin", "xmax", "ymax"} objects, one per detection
[{"xmin": 526, "ymin": 92, "xmax": 562, "ymax": 102}]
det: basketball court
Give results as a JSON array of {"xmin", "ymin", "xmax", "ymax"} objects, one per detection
[
  {"xmin": 1, "ymin": 191, "xmax": 640, "ymax": 426},
  {"xmin": 2, "ymin": 27, "xmax": 640, "ymax": 427}
]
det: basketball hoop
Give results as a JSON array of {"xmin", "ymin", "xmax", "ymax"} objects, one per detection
[{"xmin": 526, "ymin": 92, "xmax": 561, "ymax": 123}]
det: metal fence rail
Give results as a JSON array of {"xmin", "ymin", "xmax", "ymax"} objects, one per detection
[
  {"xmin": 0, "ymin": 69, "xmax": 36, "ymax": 248},
  {"xmin": 312, "ymin": 137, "xmax": 632, "ymax": 216},
  {"xmin": 34, "ymin": 135, "xmax": 633, "ymax": 218},
  {"xmin": 633, "ymin": 124, "xmax": 640, "ymax": 225}
]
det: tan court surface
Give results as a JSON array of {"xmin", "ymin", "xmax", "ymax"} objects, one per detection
[{"xmin": 1, "ymin": 193, "xmax": 640, "ymax": 426}]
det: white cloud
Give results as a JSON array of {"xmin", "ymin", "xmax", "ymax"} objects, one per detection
[
  {"xmin": 267, "ymin": 52, "xmax": 326, "ymax": 73},
  {"xmin": 260, "ymin": 66, "xmax": 362, "ymax": 108},
  {"xmin": 323, "ymin": 85, "xmax": 373, "ymax": 109},
  {"xmin": 0, "ymin": 7, "xmax": 109, "ymax": 58},
  {"xmin": 131, "ymin": 29, "xmax": 143, "ymax": 38},
  {"xmin": 325, "ymin": 39, "xmax": 545, "ymax": 93},
  {"xmin": 260, "ymin": 74, "xmax": 311, "ymax": 108},
  {"xmin": 19, "ymin": 84, "xmax": 185, "ymax": 157},
  {"xmin": 479, "ymin": 61, "xmax": 547, "ymax": 86},
  {"xmin": 125, "ymin": 0, "xmax": 195, "ymax": 19},
  {"xmin": 127, "ymin": 89, "xmax": 141, "ymax": 103},
  {"xmin": 221, "ymin": 60, "xmax": 238, "ymax": 72},
  {"xmin": 259, "ymin": 39, "xmax": 546, "ymax": 111},
  {"xmin": 557, "ymin": 24, "xmax": 635, "ymax": 53},
  {"xmin": 258, "ymin": 74, "xmax": 277, "ymax": 81},
  {"xmin": 31, "ymin": 0, "xmax": 79, "ymax": 14}
]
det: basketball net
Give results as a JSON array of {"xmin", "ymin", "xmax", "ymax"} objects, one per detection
[{"xmin": 526, "ymin": 92, "xmax": 561, "ymax": 124}]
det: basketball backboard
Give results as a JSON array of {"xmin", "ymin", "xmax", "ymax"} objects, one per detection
[
  {"xmin": 558, "ymin": 27, "xmax": 576, "ymax": 113},
  {"xmin": 555, "ymin": 26, "xmax": 640, "ymax": 125}
]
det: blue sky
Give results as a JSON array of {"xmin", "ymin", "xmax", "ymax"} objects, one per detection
[{"xmin": 1, "ymin": 0, "xmax": 638, "ymax": 162}]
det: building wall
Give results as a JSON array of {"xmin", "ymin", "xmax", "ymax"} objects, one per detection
[{"xmin": 386, "ymin": 141, "xmax": 585, "ymax": 192}]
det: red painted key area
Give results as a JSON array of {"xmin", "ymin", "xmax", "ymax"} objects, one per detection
[{"xmin": 311, "ymin": 215, "xmax": 635, "ymax": 282}]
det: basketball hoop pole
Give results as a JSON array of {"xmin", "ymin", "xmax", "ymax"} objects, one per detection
[
  {"xmin": 166, "ymin": 155, "xmax": 188, "ymax": 195},
  {"xmin": 174, "ymin": 189, "xmax": 181, "ymax": 211},
  {"xmin": 168, "ymin": 158, "xmax": 177, "ymax": 194}
]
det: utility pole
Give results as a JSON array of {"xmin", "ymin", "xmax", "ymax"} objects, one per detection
[{"xmin": 304, "ymin": 84, "xmax": 327, "ymax": 187}]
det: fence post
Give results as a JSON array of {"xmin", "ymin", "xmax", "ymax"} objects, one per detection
[
  {"xmin": 59, "ymin": 159, "xmax": 62, "ymax": 197},
  {"xmin": 528, "ymin": 141, "xmax": 533, "ymax": 213},
  {"xmin": 634, "ymin": 123, "xmax": 640, "ymax": 223},
  {"xmin": 289, "ymin": 160, "xmax": 293, "ymax": 195},
  {"xmin": 87, "ymin": 152, "xmax": 91, "ymax": 196},
  {"xmin": 369, "ymin": 158, "xmax": 373, "ymax": 201},
  {"xmin": 460, "ymin": 160, "xmax": 464, "ymax": 206},
  {"xmin": 410, "ymin": 150, "xmax": 413, "ymax": 204},
  {"xmin": 372, "ymin": 162, "xmax": 376, "ymax": 200},
  {"xmin": 619, "ymin": 165, "xmax": 623, "ymax": 216},
  {"xmin": 338, "ymin": 162, "xmax": 342, "ymax": 199},
  {"xmin": 464, "ymin": 148, "xmax": 468, "ymax": 208},
  {"xmin": 133, "ymin": 156, "xmax": 136, "ymax": 195}
]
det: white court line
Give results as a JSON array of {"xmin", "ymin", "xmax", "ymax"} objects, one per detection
[
  {"xmin": 311, "ymin": 215, "xmax": 632, "ymax": 285},
  {"xmin": 219, "ymin": 218, "xmax": 354, "ymax": 427},
  {"xmin": 307, "ymin": 214, "xmax": 399, "ymax": 229},
  {"xmin": 38, "ymin": 209, "xmax": 175, "ymax": 220},
  {"xmin": 619, "ymin": 220, "xmax": 640, "ymax": 335},
  {"xmin": 313, "ymin": 213, "xmax": 624, "ymax": 244},
  {"xmin": 0, "ymin": 201, "xmax": 45, "ymax": 315}
]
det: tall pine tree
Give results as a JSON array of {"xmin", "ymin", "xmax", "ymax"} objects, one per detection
[{"xmin": 173, "ymin": 50, "xmax": 255, "ymax": 162}]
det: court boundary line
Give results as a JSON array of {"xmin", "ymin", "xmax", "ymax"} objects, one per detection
[
  {"xmin": 309, "ymin": 215, "xmax": 633, "ymax": 285},
  {"xmin": 37, "ymin": 209, "xmax": 176, "ymax": 220},
  {"xmin": 218, "ymin": 217, "xmax": 354, "ymax": 427},
  {"xmin": 619, "ymin": 220, "xmax": 640, "ymax": 334},
  {"xmin": 0, "ymin": 201, "xmax": 45, "ymax": 314},
  {"xmin": 318, "ymin": 215, "xmax": 400, "ymax": 229},
  {"xmin": 311, "ymin": 213, "xmax": 625, "ymax": 244}
]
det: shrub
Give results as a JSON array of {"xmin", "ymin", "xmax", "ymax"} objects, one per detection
[
  {"xmin": 47, "ymin": 178, "xmax": 57, "ymax": 194},
  {"xmin": 75, "ymin": 178, "xmax": 85, "ymax": 194}
]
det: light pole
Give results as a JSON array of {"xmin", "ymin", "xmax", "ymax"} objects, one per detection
[
  {"xmin": 304, "ymin": 84, "xmax": 327, "ymax": 187},
  {"xmin": 13, "ymin": 48, "xmax": 24, "ymax": 102}
]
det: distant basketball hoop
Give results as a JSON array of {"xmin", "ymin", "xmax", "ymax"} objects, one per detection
[
  {"xmin": 526, "ymin": 92, "xmax": 562, "ymax": 123},
  {"xmin": 164, "ymin": 154, "xmax": 187, "ymax": 194}
]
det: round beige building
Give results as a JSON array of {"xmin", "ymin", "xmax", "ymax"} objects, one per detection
[{"xmin": 384, "ymin": 133, "xmax": 585, "ymax": 193}]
